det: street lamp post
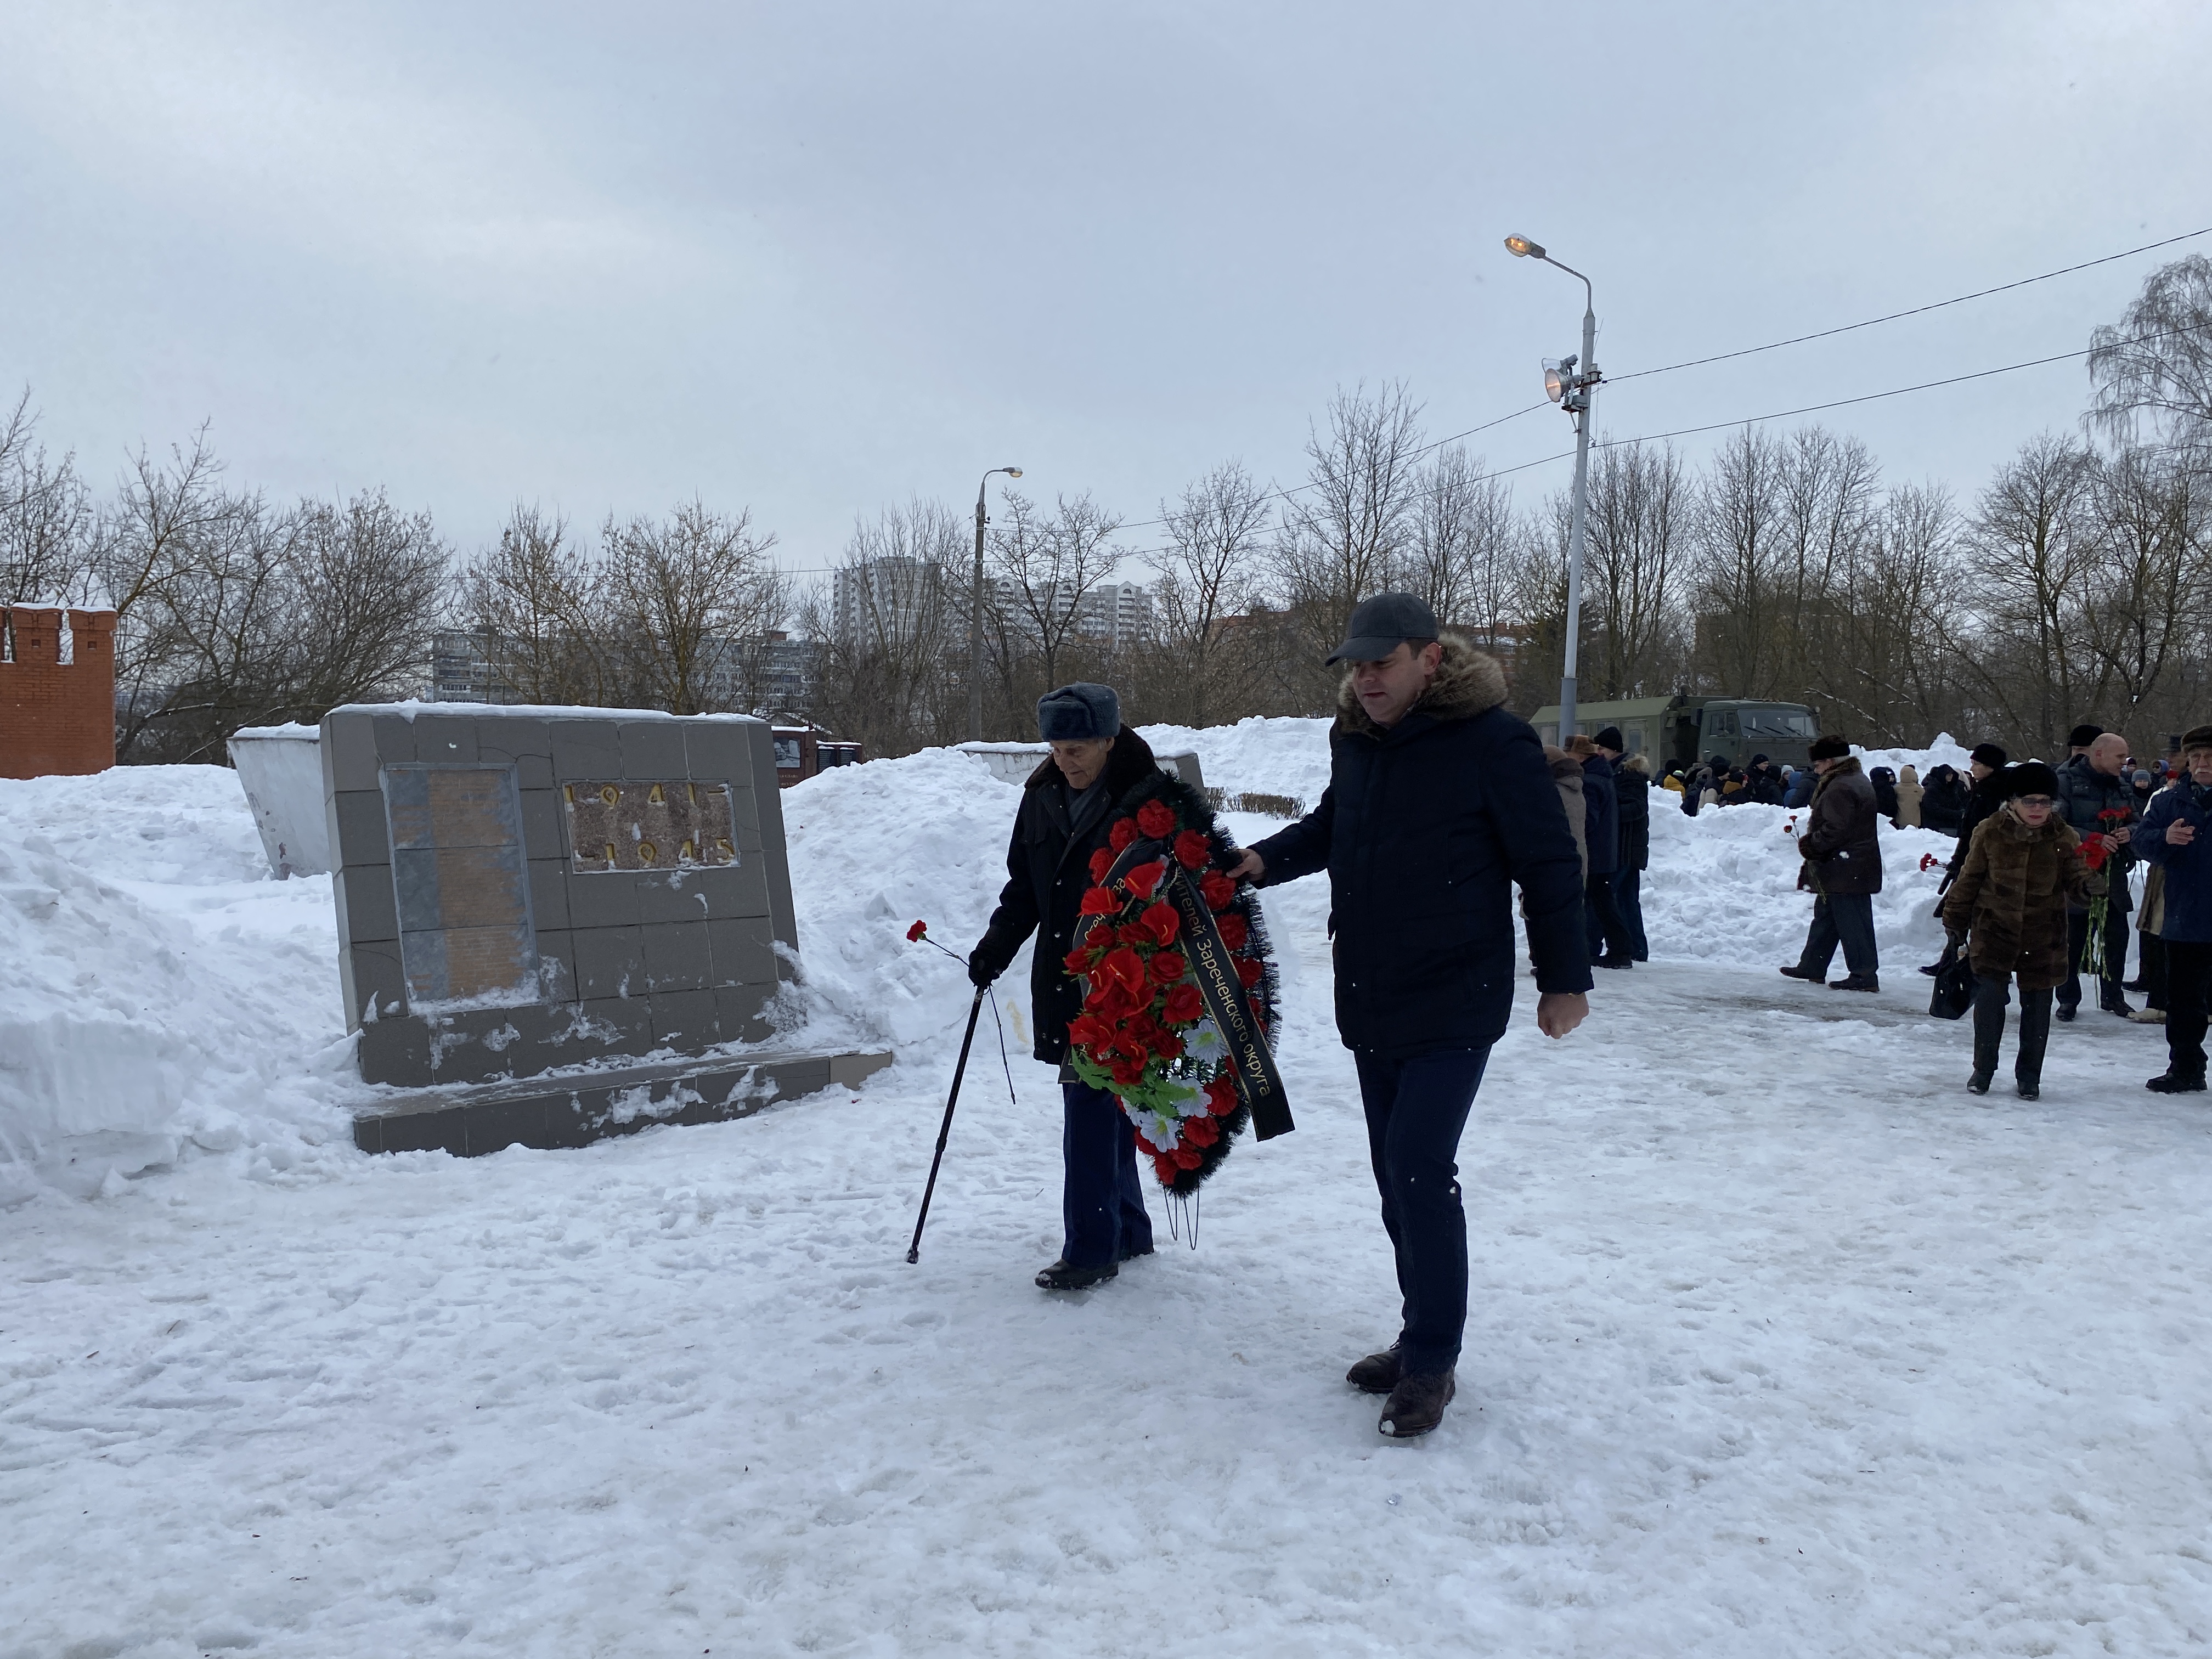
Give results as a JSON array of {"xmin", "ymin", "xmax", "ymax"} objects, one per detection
[
  {"xmin": 1505, "ymin": 234, "xmax": 1599, "ymax": 742},
  {"xmin": 969, "ymin": 466, "xmax": 1023, "ymax": 741}
]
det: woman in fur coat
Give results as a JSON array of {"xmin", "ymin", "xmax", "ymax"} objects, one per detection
[{"xmin": 1939, "ymin": 761, "xmax": 2103, "ymax": 1100}]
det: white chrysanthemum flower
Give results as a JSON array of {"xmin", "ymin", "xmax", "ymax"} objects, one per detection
[
  {"xmin": 1146, "ymin": 1113, "xmax": 1183, "ymax": 1151},
  {"xmin": 1186, "ymin": 1018, "xmax": 1226, "ymax": 1062}
]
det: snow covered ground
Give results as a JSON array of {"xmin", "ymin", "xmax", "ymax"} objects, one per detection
[{"xmin": 4, "ymin": 723, "xmax": 2209, "ymax": 1656}]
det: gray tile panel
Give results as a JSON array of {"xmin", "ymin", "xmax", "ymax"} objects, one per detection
[
  {"xmin": 411, "ymin": 716, "xmax": 479, "ymax": 763},
  {"xmin": 527, "ymin": 858, "xmax": 571, "ymax": 930},
  {"xmin": 641, "ymin": 921, "xmax": 712, "ymax": 992},
  {"xmin": 531, "ymin": 930, "xmax": 578, "ymax": 1002},
  {"xmin": 681, "ymin": 721, "xmax": 749, "ymax": 787},
  {"xmin": 358, "ymin": 1015, "xmax": 433, "ymax": 1088},
  {"xmin": 323, "ymin": 711, "xmax": 381, "ymax": 791},
  {"xmin": 335, "ymin": 863, "xmax": 399, "ymax": 945},
  {"xmin": 517, "ymin": 788, "xmax": 566, "ymax": 859},
  {"xmin": 650, "ymin": 988, "xmax": 718, "ymax": 1048},
  {"xmin": 330, "ymin": 791, "xmax": 392, "ymax": 868},
  {"xmin": 707, "ymin": 915, "xmax": 777, "ymax": 988},
  {"xmin": 636, "ymin": 868, "xmax": 725, "ymax": 926},
  {"xmin": 369, "ymin": 713, "xmax": 417, "ymax": 763},
  {"xmin": 346, "ymin": 941, "xmax": 409, "ymax": 1027},
  {"xmin": 618, "ymin": 720, "xmax": 687, "ymax": 776},
  {"xmin": 573, "ymin": 926, "xmax": 645, "ymax": 999},
  {"xmin": 566, "ymin": 871, "xmax": 640, "ymax": 929},
  {"xmin": 549, "ymin": 719, "xmax": 622, "ymax": 780},
  {"xmin": 713, "ymin": 982, "xmax": 774, "ymax": 1043}
]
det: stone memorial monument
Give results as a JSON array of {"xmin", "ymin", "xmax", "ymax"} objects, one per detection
[{"xmin": 323, "ymin": 703, "xmax": 888, "ymax": 1156}]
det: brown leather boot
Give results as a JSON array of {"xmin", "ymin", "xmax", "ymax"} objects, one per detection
[
  {"xmin": 1378, "ymin": 1369, "xmax": 1456, "ymax": 1438},
  {"xmin": 1345, "ymin": 1344, "xmax": 1402, "ymax": 1395}
]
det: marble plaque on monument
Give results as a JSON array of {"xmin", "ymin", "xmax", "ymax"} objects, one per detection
[
  {"xmin": 381, "ymin": 763, "xmax": 539, "ymax": 1008},
  {"xmin": 562, "ymin": 779, "xmax": 738, "ymax": 873}
]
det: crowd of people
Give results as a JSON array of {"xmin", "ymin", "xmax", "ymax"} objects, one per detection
[{"xmin": 965, "ymin": 586, "xmax": 2212, "ymax": 1444}]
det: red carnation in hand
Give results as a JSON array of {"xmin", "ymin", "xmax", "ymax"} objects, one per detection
[
  {"xmin": 1079, "ymin": 885, "xmax": 1120, "ymax": 916},
  {"xmin": 1149, "ymin": 951, "xmax": 1188, "ymax": 985},
  {"xmin": 1217, "ymin": 913, "xmax": 1249, "ymax": 950},
  {"xmin": 1182, "ymin": 1114, "xmax": 1219, "ymax": 1147},
  {"xmin": 1137, "ymin": 799, "xmax": 1177, "ymax": 839},
  {"xmin": 1235, "ymin": 957, "xmax": 1264, "ymax": 988},
  {"xmin": 1173, "ymin": 1145, "xmax": 1204, "ymax": 1170},
  {"xmin": 2081, "ymin": 836, "xmax": 2111, "ymax": 872},
  {"xmin": 1124, "ymin": 859, "xmax": 1168, "ymax": 900},
  {"xmin": 1109, "ymin": 817, "xmax": 1138, "ymax": 853},
  {"xmin": 1138, "ymin": 901, "xmax": 1181, "ymax": 947},
  {"xmin": 1088, "ymin": 846, "xmax": 1114, "ymax": 882},
  {"xmin": 1200, "ymin": 871, "xmax": 1235, "ymax": 911},
  {"xmin": 1099, "ymin": 946, "xmax": 1149, "ymax": 997},
  {"xmin": 1205, "ymin": 1076, "xmax": 1238, "ymax": 1116},
  {"xmin": 1173, "ymin": 829, "xmax": 1211, "ymax": 870},
  {"xmin": 1162, "ymin": 983, "xmax": 1205, "ymax": 1024},
  {"xmin": 906, "ymin": 919, "xmax": 928, "ymax": 943}
]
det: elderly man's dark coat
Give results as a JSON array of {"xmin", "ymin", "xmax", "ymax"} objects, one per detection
[
  {"xmin": 1941, "ymin": 806, "xmax": 2102, "ymax": 989},
  {"xmin": 2054, "ymin": 753, "xmax": 2136, "ymax": 913},
  {"xmin": 1248, "ymin": 634, "xmax": 1590, "ymax": 1058},
  {"xmin": 974, "ymin": 727, "xmax": 1222, "ymax": 1065},
  {"xmin": 1797, "ymin": 755, "xmax": 1883, "ymax": 896}
]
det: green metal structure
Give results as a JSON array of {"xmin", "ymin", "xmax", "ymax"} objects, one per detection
[{"xmin": 1528, "ymin": 695, "xmax": 1820, "ymax": 772}]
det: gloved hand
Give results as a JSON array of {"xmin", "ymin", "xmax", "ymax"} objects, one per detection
[{"xmin": 968, "ymin": 936, "xmax": 1001, "ymax": 989}]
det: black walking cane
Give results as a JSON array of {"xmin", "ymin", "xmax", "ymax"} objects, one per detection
[{"xmin": 906, "ymin": 985, "xmax": 986, "ymax": 1264}]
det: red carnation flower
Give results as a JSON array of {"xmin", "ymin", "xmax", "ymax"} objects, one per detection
[
  {"xmin": 1109, "ymin": 817, "xmax": 1138, "ymax": 853},
  {"xmin": 1137, "ymin": 799, "xmax": 1177, "ymax": 839},
  {"xmin": 1149, "ymin": 951, "xmax": 1188, "ymax": 985},
  {"xmin": 1063, "ymin": 946, "xmax": 1093, "ymax": 975},
  {"xmin": 1217, "ymin": 913, "xmax": 1249, "ymax": 950},
  {"xmin": 1133, "ymin": 1131, "xmax": 1156, "ymax": 1156},
  {"xmin": 1079, "ymin": 885, "xmax": 1120, "ymax": 916},
  {"xmin": 1138, "ymin": 901, "xmax": 1181, "ymax": 947},
  {"xmin": 1152, "ymin": 1030, "xmax": 1184, "ymax": 1062},
  {"xmin": 1173, "ymin": 829, "xmax": 1211, "ymax": 870},
  {"xmin": 1163, "ymin": 983, "xmax": 1205, "ymax": 1024},
  {"xmin": 1173, "ymin": 1145, "xmax": 1203, "ymax": 1170},
  {"xmin": 1111, "ymin": 1058, "xmax": 1146, "ymax": 1086},
  {"xmin": 906, "ymin": 919, "xmax": 928, "ymax": 942},
  {"xmin": 1088, "ymin": 846, "xmax": 1114, "ymax": 882},
  {"xmin": 1154, "ymin": 1154, "xmax": 1180, "ymax": 1184},
  {"xmin": 1200, "ymin": 871, "xmax": 1235, "ymax": 911},
  {"xmin": 2082, "ymin": 837, "xmax": 2111, "ymax": 872},
  {"xmin": 1205, "ymin": 1076, "xmax": 1238, "ymax": 1116},
  {"xmin": 1099, "ymin": 947, "xmax": 1149, "ymax": 997},
  {"xmin": 1124, "ymin": 859, "xmax": 1168, "ymax": 901},
  {"xmin": 1182, "ymin": 1114, "xmax": 1218, "ymax": 1148},
  {"xmin": 1235, "ymin": 957, "xmax": 1264, "ymax": 988},
  {"xmin": 1068, "ymin": 1014, "xmax": 1111, "ymax": 1051}
]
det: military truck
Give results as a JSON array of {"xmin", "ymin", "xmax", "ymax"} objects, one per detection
[{"xmin": 1528, "ymin": 695, "xmax": 1820, "ymax": 774}]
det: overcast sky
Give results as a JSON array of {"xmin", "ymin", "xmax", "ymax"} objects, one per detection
[{"xmin": 2, "ymin": 1, "xmax": 2207, "ymax": 591}]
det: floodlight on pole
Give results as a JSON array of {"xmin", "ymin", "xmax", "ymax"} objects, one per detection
[
  {"xmin": 1505, "ymin": 233, "xmax": 1600, "ymax": 744},
  {"xmin": 969, "ymin": 466, "xmax": 1024, "ymax": 742}
]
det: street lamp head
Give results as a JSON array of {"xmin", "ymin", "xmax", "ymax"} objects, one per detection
[
  {"xmin": 1504, "ymin": 234, "xmax": 1544, "ymax": 259},
  {"xmin": 1003, "ymin": 467, "xmax": 1023, "ymax": 478}
]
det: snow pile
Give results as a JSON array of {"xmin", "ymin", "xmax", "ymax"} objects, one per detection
[{"xmin": 0, "ymin": 768, "xmax": 358, "ymax": 1201}]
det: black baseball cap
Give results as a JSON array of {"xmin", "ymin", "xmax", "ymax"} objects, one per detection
[{"xmin": 1326, "ymin": 592, "xmax": 1439, "ymax": 665}]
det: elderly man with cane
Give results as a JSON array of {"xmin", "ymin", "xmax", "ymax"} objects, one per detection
[
  {"xmin": 1228, "ymin": 594, "xmax": 1589, "ymax": 1440},
  {"xmin": 966, "ymin": 684, "xmax": 1183, "ymax": 1290}
]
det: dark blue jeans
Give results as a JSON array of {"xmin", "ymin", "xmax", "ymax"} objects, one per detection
[
  {"xmin": 1353, "ymin": 1046, "xmax": 1493, "ymax": 1377},
  {"xmin": 1061, "ymin": 1080, "xmax": 1153, "ymax": 1267},
  {"xmin": 1797, "ymin": 891, "xmax": 1877, "ymax": 980}
]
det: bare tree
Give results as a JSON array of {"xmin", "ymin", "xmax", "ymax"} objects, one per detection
[
  {"xmin": 2077, "ymin": 445, "xmax": 2209, "ymax": 730},
  {"xmin": 989, "ymin": 490, "xmax": 1124, "ymax": 699},
  {"xmin": 461, "ymin": 505, "xmax": 615, "ymax": 706},
  {"xmin": 601, "ymin": 500, "xmax": 786, "ymax": 714},
  {"xmin": 282, "ymin": 492, "xmax": 449, "ymax": 715},
  {"xmin": 2086, "ymin": 253, "xmax": 2212, "ymax": 453},
  {"xmin": 1576, "ymin": 438, "xmax": 1689, "ymax": 699},
  {"xmin": 1, "ymin": 390, "xmax": 97, "ymax": 607},
  {"xmin": 801, "ymin": 497, "xmax": 965, "ymax": 755},
  {"xmin": 1271, "ymin": 381, "xmax": 1425, "ymax": 681},
  {"xmin": 1404, "ymin": 445, "xmax": 1526, "ymax": 637},
  {"xmin": 1692, "ymin": 426, "xmax": 1788, "ymax": 696},
  {"xmin": 1147, "ymin": 461, "xmax": 1271, "ymax": 726}
]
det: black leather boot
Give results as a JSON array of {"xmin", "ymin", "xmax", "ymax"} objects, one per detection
[
  {"xmin": 1969, "ymin": 973, "xmax": 2006, "ymax": 1096},
  {"xmin": 2015, "ymin": 987, "xmax": 2052, "ymax": 1099}
]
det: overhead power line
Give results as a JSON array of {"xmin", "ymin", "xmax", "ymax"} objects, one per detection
[{"xmin": 1606, "ymin": 225, "xmax": 2212, "ymax": 384}]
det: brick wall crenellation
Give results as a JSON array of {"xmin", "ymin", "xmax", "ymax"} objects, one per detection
[{"xmin": 1, "ymin": 606, "xmax": 117, "ymax": 778}]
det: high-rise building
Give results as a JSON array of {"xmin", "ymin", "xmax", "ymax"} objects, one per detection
[{"xmin": 832, "ymin": 556, "xmax": 946, "ymax": 647}]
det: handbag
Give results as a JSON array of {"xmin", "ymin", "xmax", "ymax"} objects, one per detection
[{"xmin": 1928, "ymin": 945, "xmax": 1976, "ymax": 1021}]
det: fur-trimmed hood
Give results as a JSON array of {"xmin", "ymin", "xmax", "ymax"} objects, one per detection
[{"xmin": 1335, "ymin": 630, "xmax": 1509, "ymax": 740}]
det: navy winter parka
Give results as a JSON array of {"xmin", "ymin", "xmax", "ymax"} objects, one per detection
[
  {"xmin": 1580, "ymin": 754, "xmax": 1620, "ymax": 878},
  {"xmin": 1248, "ymin": 636, "xmax": 1591, "ymax": 1058},
  {"xmin": 2137, "ymin": 780, "xmax": 2212, "ymax": 944}
]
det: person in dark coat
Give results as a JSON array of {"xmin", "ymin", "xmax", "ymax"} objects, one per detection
[
  {"xmin": 1572, "ymin": 733, "xmax": 1634, "ymax": 968},
  {"xmin": 1779, "ymin": 735, "xmax": 1883, "ymax": 991},
  {"xmin": 1233, "ymin": 594, "xmax": 1589, "ymax": 1440},
  {"xmin": 1918, "ymin": 763, "xmax": 1970, "ymax": 836},
  {"xmin": 1782, "ymin": 764, "xmax": 1818, "ymax": 809},
  {"xmin": 1602, "ymin": 736, "xmax": 1652, "ymax": 962},
  {"xmin": 2053, "ymin": 731, "xmax": 2138, "ymax": 1019},
  {"xmin": 2134, "ymin": 725, "xmax": 2212, "ymax": 1092},
  {"xmin": 1940, "ymin": 761, "xmax": 2101, "ymax": 1099},
  {"xmin": 1867, "ymin": 766, "xmax": 1900, "ymax": 823},
  {"xmin": 1923, "ymin": 743, "xmax": 2008, "ymax": 977},
  {"xmin": 971, "ymin": 683, "xmax": 1185, "ymax": 1290}
]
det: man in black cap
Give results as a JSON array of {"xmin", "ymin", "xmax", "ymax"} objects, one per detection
[
  {"xmin": 1780, "ymin": 734, "xmax": 1883, "ymax": 991},
  {"xmin": 1228, "ymin": 593, "xmax": 1589, "ymax": 1439}
]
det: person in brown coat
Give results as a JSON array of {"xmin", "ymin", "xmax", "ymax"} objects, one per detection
[
  {"xmin": 1780, "ymin": 735, "xmax": 1883, "ymax": 991},
  {"xmin": 1939, "ymin": 761, "xmax": 2103, "ymax": 1099}
]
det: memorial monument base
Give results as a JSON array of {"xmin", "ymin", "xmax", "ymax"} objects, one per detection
[{"xmin": 352, "ymin": 1048, "xmax": 894, "ymax": 1157}]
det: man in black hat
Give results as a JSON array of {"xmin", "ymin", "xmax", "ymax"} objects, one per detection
[
  {"xmin": 1228, "ymin": 593, "xmax": 1589, "ymax": 1439},
  {"xmin": 1780, "ymin": 734, "xmax": 1883, "ymax": 991}
]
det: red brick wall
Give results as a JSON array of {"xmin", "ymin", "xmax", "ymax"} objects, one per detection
[{"xmin": 1, "ymin": 607, "xmax": 117, "ymax": 778}]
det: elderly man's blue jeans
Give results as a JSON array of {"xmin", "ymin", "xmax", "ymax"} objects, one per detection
[
  {"xmin": 1353, "ymin": 1046, "xmax": 1493, "ymax": 1377},
  {"xmin": 1061, "ymin": 1080, "xmax": 1153, "ymax": 1267}
]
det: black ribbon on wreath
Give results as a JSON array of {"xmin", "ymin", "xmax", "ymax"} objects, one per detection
[{"xmin": 1085, "ymin": 834, "xmax": 1295, "ymax": 1142}]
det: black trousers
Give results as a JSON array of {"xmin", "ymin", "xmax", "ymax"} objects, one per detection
[
  {"xmin": 1614, "ymin": 867, "xmax": 1649, "ymax": 961},
  {"xmin": 2140, "ymin": 931, "xmax": 2168, "ymax": 1012},
  {"xmin": 2163, "ymin": 939, "xmax": 2212, "ymax": 1082},
  {"xmin": 1060, "ymin": 1080, "xmax": 1153, "ymax": 1267},
  {"xmin": 1797, "ymin": 892, "xmax": 1878, "ymax": 980},
  {"xmin": 1584, "ymin": 871, "xmax": 1634, "ymax": 962},
  {"xmin": 1353, "ymin": 1046, "xmax": 1492, "ymax": 1378},
  {"xmin": 2059, "ymin": 904, "xmax": 2131, "ymax": 1010},
  {"xmin": 1972, "ymin": 974, "xmax": 2053, "ymax": 1086}
]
